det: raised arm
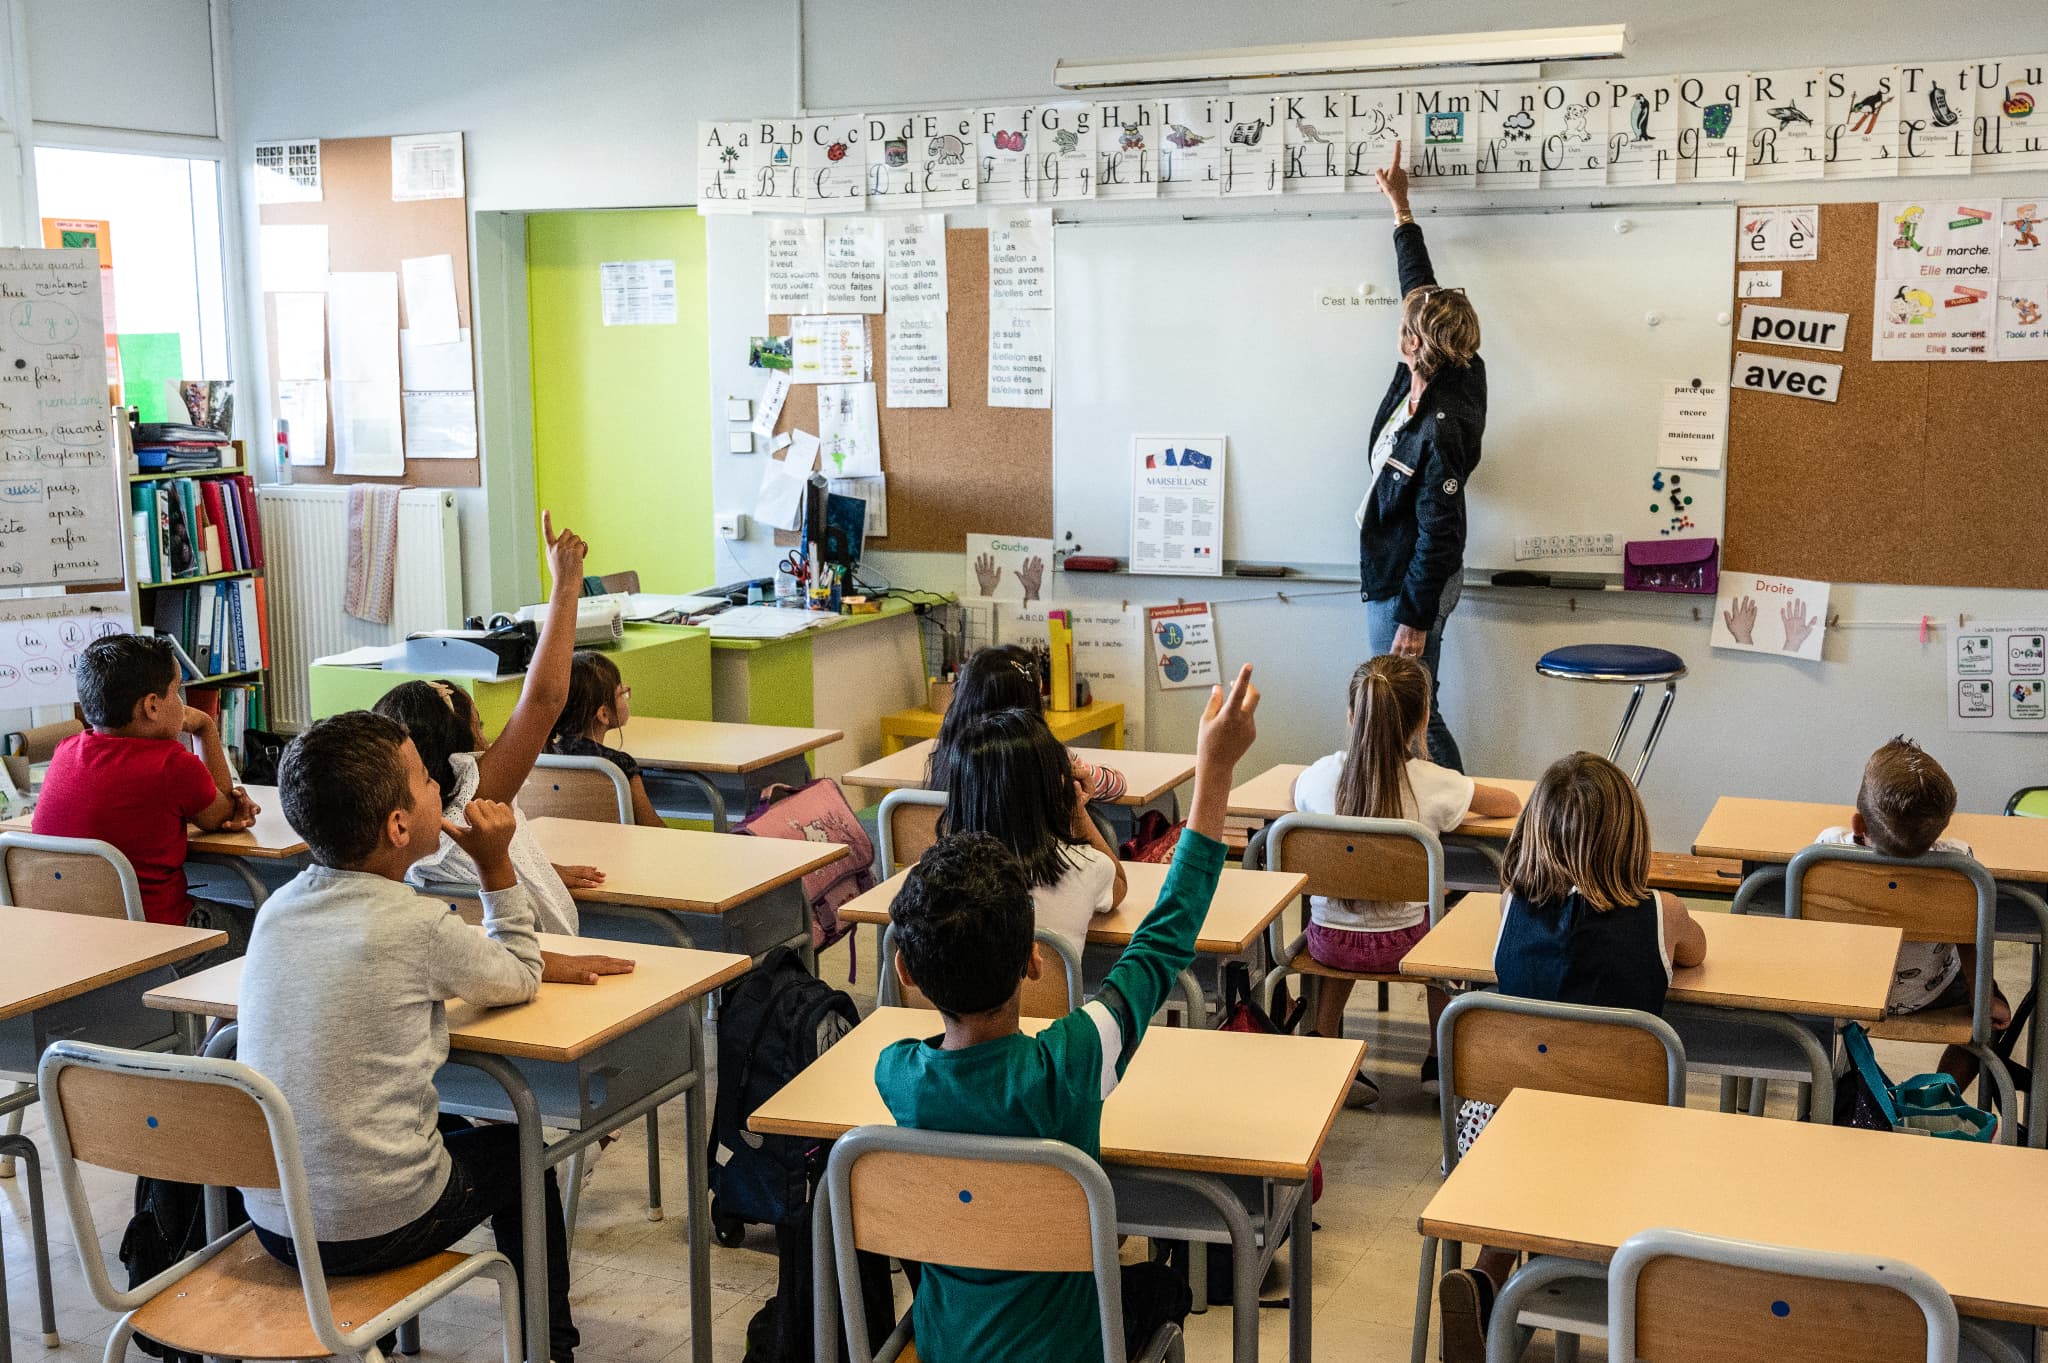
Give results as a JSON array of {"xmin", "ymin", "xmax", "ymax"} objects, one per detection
[
  {"xmin": 1375, "ymin": 143, "xmax": 1439, "ymax": 295},
  {"xmin": 474, "ymin": 512, "xmax": 586, "ymax": 804}
]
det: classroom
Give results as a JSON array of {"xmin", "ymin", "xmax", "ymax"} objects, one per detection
[{"xmin": 0, "ymin": 2, "xmax": 2041, "ymax": 1361}]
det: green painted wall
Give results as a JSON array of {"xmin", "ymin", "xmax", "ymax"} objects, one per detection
[{"xmin": 526, "ymin": 210, "xmax": 712, "ymax": 590}]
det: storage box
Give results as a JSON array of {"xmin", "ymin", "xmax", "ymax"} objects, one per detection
[{"xmin": 1622, "ymin": 537, "xmax": 1719, "ymax": 595}]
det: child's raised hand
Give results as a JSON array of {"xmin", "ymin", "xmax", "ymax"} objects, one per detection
[
  {"xmin": 444, "ymin": 799, "xmax": 518, "ymax": 876},
  {"xmin": 1197, "ymin": 664, "xmax": 1259, "ymax": 773},
  {"xmin": 542, "ymin": 511, "xmax": 588, "ymax": 590}
]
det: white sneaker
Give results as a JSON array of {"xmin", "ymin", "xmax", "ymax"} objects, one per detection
[{"xmin": 1346, "ymin": 1072, "xmax": 1381, "ymax": 1108}]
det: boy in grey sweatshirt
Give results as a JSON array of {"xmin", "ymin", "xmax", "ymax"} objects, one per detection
[{"xmin": 238, "ymin": 711, "xmax": 578, "ymax": 1362}]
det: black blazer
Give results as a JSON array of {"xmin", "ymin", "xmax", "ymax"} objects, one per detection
[{"xmin": 1358, "ymin": 222, "xmax": 1487, "ymax": 632}]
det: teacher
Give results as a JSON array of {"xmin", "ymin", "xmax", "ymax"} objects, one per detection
[{"xmin": 1356, "ymin": 143, "xmax": 1485, "ymax": 772}]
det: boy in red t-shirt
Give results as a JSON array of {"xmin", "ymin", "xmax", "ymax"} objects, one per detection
[{"xmin": 34, "ymin": 634, "xmax": 258, "ymax": 936}]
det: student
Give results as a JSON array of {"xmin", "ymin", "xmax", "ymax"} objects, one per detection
[
  {"xmin": 1814, "ymin": 736, "xmax": 2009, "ymax": 1081},
  {"xmin": 1436, "ymin": 750, "xmax": 1706, "ymax": 1363},
  {"xmin": 1291, "ymin": 655, "xmax": 1520, "ymax": 1104},
  {"xmin": 33, "ymin": 634, "xmax": 259, "ymax": 936},
  {"xmin": 550, "ymin": 650, "xmax": 664, "ymax": 827},
  {"xmin": 938, "ymin": 707, "xmax": 1128, "ymax": 964},
  {"xmin": 878, "ymin": 664, "xmax": 1260, "ymax": 1363},
  {"xmin": 236, "ymin": 711, "xmax": 578, "ymax": 1363},
  {"xmin": 927, "ymin": 644, "xmax": 1126, "ymax": 803},
  {"xmin": 376, "ymin": 514, "xmax": 604, "ymax": 933}
]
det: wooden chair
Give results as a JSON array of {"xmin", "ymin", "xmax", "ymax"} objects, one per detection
[
  {"xmin": 821, "ymin": 1124, "xmax": 1184, "ymax": 1363},
  {"xmin": 519, "ymin": 754, "xmax": 632, "ymax": 825},
  {"xmin": 879, "ymin": 922, "xmax": 1085, "ymax": 1017},
  {"xmin": 0, "ymin": 830, "xmax": 147, "ymax": 921},
  {"xmin": 1260, "ymin": 811, "xmax": 1446, "ymax": 1021},
  {"xmin": 39, "ymin": 1039, "xmax": 520, "ymax": 1363},
  {"xmin": 1410, "ymin": 992, "xmax": 1686, "ymax": 1363},
  {"xmin": 877, "ymin": 788, "xmax": 945, "ymax": 875},
  {"xmin": 1781, "ymin": 843, "xmax": 2041, "ymax": 1145}
]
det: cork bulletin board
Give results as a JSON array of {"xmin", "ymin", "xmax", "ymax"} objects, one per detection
[
  {"xmin": 258, "ymin": 134, "xmax": 479, "ymax": 489},
  {"xmin": 1724, "ymin": 200, "xmax": 2047, "ymax": 588},
  {"xmin": 769, "ymin": 227, "xmax": 1051, "ymax": 552}
]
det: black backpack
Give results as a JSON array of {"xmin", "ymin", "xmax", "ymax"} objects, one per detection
[
  {"xmin": 709, "ymin": 946, "xmax": 859, "ymax": 1230},
  {"xmin": 119, "ymin": 1178, "xmax": 246, "ymax": 1363}
]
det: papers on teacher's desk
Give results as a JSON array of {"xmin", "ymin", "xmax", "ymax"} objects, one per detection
[
  {"xmin": 313, "ymin": 643, "xmax": 408, "ymax": 668},
  {"xmin": 703, "ymin": 606, "xmax": 842, "ymax": 640}
]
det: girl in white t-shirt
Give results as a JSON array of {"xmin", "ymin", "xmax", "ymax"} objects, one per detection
[
  {"xmin": 940, "ymin": 707, "xmax": 1128, "ymax": 967},
  {"xmin": 1294, "ymin": 655, "xmax": 1521, "ymax": 1096}
]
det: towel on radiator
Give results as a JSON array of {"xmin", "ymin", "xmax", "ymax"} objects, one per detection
[{"xmin": 343, "ymin": 484, "xmax": 402, "ymax": 624}]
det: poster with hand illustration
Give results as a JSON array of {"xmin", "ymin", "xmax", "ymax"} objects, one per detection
[
  {"xmin": 965, "ymin": 533, "xmax": 1056, "ymax": 604},
  {"xmin": 1711, "ymin": 572, "xmax": 1830, "ymax": 661}
]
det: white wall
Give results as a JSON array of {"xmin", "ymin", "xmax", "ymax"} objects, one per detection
[
  {"xmin": 26, "ymin": 0, "xmax": 216, "ymax": 137},
  {"xmin": 220, "ymin": 0, "xmax": 2048, "ymax": 839}
]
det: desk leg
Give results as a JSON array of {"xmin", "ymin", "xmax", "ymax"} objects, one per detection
[
  {"xmin": 685, "ymin": 1001, "xmax": 714, "ymax": 1363},
  {"xmin": 445, "ymin": 1054, "xmax": 550, "ymax": 1363},
  {"xmin": 1289, "ymin": 1177, "xmax": 1312, "ymax": 1363},
  {"xmin": 1107, "ymin": 716, "xmax": 1125, "ymax": 750},
  {"xmin": 812, "ymin": 1178, "xmax": 840, "ymax": 1363},
  {"xmin": 0, "ymin": 1135, "xmax": 54, "ymax": 1348}
]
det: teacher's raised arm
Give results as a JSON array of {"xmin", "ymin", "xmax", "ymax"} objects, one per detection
[{"xmin": 1354, "ymin": 140, "xmax": 1488, "ymax": 772}]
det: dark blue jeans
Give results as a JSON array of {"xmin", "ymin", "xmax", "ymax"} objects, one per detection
[
  {"xmin": 1365, "ymin": 577, "xmax": 1465, "ymax": 772},
  {"xmin": 253, "ymin": 1119, "xmax": 577, "ymax": 1363}
]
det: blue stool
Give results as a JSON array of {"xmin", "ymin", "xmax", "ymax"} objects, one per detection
[{"xmin": 1535, "ymin": 644, "xmax": 1687, "ymax": 784}]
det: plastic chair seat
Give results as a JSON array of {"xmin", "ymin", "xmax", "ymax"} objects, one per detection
[
  {"xmin": 1868, "ymin": 1005, "xmax": 1973, "ymax": 1047},
  {"xmin": 1536, "ymin": 644, "xmax": 1687, "ymax": 683},
  {"xmin": 130, "ymin": 1232, "xmax": 468, "ymax": 1360}
]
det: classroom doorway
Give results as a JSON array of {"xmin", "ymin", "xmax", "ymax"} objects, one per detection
[{"xmin": 525, "ymin": 209, "xmax": 712, "ymax": 591}]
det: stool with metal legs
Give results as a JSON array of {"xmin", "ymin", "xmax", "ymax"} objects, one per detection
[{"xmin": 1534, "ymin": 645, "xmax": 1687, "ymax": 784}]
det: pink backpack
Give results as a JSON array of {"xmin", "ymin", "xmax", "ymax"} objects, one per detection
[{"xmin": 734, "ymin": 778, "xmax": 876, "ymax": 958}]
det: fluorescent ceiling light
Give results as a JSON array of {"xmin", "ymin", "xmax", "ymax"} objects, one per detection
[{"xmin": 1053, "ymin": 25, "xmax": 1628, "ymax": 90}]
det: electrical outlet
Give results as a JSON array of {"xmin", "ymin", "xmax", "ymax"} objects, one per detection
[
  {"xmin": 1514, "ymin": 532, "xmax": 1619, "ymax": 561},
  {"xmin": 716, "ymin": 512, "xmax": 747, "ymax": 540}
]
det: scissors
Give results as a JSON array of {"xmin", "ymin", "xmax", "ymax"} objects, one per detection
[{"xmin": 778, "ymin": 550, "xmax": 809, "ymax": 582}]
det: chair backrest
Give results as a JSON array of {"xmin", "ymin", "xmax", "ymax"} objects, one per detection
[
  {"xmin": 0, "ymin": 831, "xmax": 146, "ymax": 921},
  {"xmin": 1610, "ymin": 1227, "xmax": 1959, "ymax": 1363},
  {"xmin": 881, "ymin": 922, "xmax": 1083, "ymax": 1017},
  {"xmin": 1267, "ymin": 812, "xmax": 1446, "ymax": 919},
  {"xmin": 826, "ymin": 1126, "xmax": 1129, "ymax": 1363},
  {"xmin": 21, "ymin": 719, "xmax": 83, "ymax": 765},
  {"xmin": 520, "ymin": 753, "xmax": 632, "ymax": 825},
  {"xmin": 595, "ymin": 570, "xmax": 640, "ymax": 595},
  {"xmin": 1786, "ymin": 844, "xmax": 1993, "ymax": 949},
  {"xmin": 37, "ymin": 1040, "xmax": 369, "ymax": 1355},
  {"xmin": 2006, "ymin": 785, "xmax": 2048, "ymax": 818},
  {"xmin": 1438, "ymin": 991, "xmax": 1686, "ymax": 1172},
  {"xmin": 877, "ymin": 788, "xmax": 944, "ymax": 875}
]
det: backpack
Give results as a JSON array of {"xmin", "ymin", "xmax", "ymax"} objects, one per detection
[
  {"xmin": 708, "ymin": 946, "xmax": 861, "ymax": 1230},
  {"xmin": 119, "ymin": 1178, "xmax": 247, "ymax": 1363},
  {"xmin": 735, "ymin": 780, "xmax": 877, "ymax": 954},
  {"xmin": 740, "ymin": 1153, "xmax": 895, "ymax": 1363}
]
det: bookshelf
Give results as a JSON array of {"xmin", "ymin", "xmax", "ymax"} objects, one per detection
[{"xmin": 124, "ymin": 440, "xmax": 273, "ymax": 756}]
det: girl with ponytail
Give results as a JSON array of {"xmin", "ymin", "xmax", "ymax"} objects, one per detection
[{"xmin": 1291, "ymin": 654, "xmax": 1521, "ymax": 1105}]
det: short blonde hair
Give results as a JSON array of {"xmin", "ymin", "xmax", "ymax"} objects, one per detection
[
  {"xmin": 1401, "ymin": 285, "xmax": 1480, "ymax": 380},
  {"xmin": 1501, "ymin": 752, "xmax": 1651, "ymax": 912}
]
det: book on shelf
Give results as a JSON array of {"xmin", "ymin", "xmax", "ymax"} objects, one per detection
[
  {"xmin": 150, "ymin": 577, "xmax": 263, "ymax": 678},
  {"xmin": 131, "ymin": 474, "xmax": 267, "ymax": 584}
]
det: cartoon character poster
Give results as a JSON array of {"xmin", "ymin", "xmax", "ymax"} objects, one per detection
[
  {"xmin": 1095, "ymin": 99, "xmax": 1160, "ymax": 201},
  {"xmin": 1948, "ymin": 622, "xmax": 2048, "ymax": 732}
]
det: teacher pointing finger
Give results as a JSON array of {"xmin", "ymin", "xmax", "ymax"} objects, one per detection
[{"xmin": 1356, "ymin": 142, "xmax": 1485, "ymax": 772}]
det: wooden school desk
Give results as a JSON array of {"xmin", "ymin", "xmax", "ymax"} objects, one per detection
[
  {"xmin": 0, "ymin": 908, "xmax": 225, "ymax": 1360},
  {"xmin": 526, "ymin": 816, "xmax": 846, "ymax": 962},
  {"xmin": 3, "ymin": 784, "xmax": 308, "ymax": 906},
  {"xmin": 1421, "ymin": 1088, "xmax": 2048, "ymax": 1339},
  {"xmin": 843, "ymin": 738, "xmax": 1194, "ymax": 807},
  {"xmin": 1695, "ymin": 795, "xmax": 2048, "ymax": 886},
  {"xmin": 145, "ymin": 931, "xmax": 750, "ymax": 1363},
  {"xmin": 1400, "ymin": 894, "xmax": 1902, "ymax": 1115},
  {"xmin": 878, "ymin": 697, "xmax": 1125, "ymax": 754},
  {"xmin": 750, "ymin": 1007, "xmax": 1360, "ymax": 1363},
  {"xmin": 837, "ymin": 860, "xmax": 1309, "ymax": 1019},
  {"xmin": 622, "ymin": 716, "xmax": 843, "ymax": 829}
]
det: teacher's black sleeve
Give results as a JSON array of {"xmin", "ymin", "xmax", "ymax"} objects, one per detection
[
  {"xmin": 1397, "ymin": 411, "xmax": 1478, "ymax": 633},
  {"xmin": 1393, "ymin": 221, "xmax": 1439, "ymax": 297}
]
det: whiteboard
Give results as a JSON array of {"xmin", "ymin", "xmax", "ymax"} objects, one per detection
[{"xmin": 1052, "ymin": 207, "xmax": 1735, "ymax": 575}]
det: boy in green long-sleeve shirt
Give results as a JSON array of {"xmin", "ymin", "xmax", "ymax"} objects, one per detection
[{"xmin": 876, "ymin": 665, "xmax": 1262, "ymax": 1363}]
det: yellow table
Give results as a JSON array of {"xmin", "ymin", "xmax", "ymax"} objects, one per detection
[
  {"xmin": 878, "ymin": 698, "xmax": 1124, "ymax": 754},
  {"xmin": 147, "ymin": 932, "xmax": 748, "ymax": 1363},
  {"xmin": 617, "ymin": 717, "xmax": 843, "ymax": 827},
  {"xmin": 751, "ymin": 1007, "xmax": 1360, "ymax": 1363},
  {"xmin": 843, "ymin": 738, "xmax": 1191, "ymax": 807},
  {"xmin": 1695, "ymin": 795, "xmax": 2048, "ymax": 885},
  {"xmin": 1422, "ymin": 1088, "xmax": 2048, "ymax": 1328}
]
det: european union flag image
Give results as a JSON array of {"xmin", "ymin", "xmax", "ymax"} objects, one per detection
[{"xmin": 1175, "ymin": 447, "xmax": 1214, "ymax": 469}]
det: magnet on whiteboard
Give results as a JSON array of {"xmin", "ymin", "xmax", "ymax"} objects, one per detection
[
  {"xmin": 1644, "ymin": 311, "xmax": 1663, "ymax": 328},
  {"xmin": 1716, "ymin": 310, "xmax": 1732, "ymax": 326},
  {"xmin": 1614, "ymin": 218, "xmax": 1633, "ymax": 235},
  {"xmin": 1358, "ymin": 283, "xmax": 1375, "ymax": 297}
]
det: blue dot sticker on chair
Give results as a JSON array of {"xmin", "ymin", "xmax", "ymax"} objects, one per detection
[
  {"xmin": 51, "ymin": 872, "xmax": 60, "ymax": 880},
  {"xmin": 145, "ymin": 1116, "xmax": 158, "ymax": 1129},
  {"xmin": 1888, "ymin": 881, "xmax": 1898, "ymax": 890},
  {"xmin": 1536, "ymin": 1044, "xmax": 1549, "ymax": 1054},
  {"xmin": 958, "ymin": 1189, "xmax": 972, "ymax": 1204},
  {"xmin": 1770, "ymin": 1300, "xmax": 1790, "ymax": 1318}
]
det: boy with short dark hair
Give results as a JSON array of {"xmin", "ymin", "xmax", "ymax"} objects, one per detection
[
  {"xmin": 238, "ymin": 711, "xmax": 578, "ymax": 1363},
  {"xmin": 34, "ymin": 633, "xmax": 257, "ymax": 929},
  {"xmin": 878, "ymin": 665, "xmax": 1261, "ymax": 1363}
]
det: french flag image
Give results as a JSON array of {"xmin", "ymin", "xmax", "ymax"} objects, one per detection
[{"xmin": 1145, "ymin": 447, "xmax": 1215, "ymax": 469}]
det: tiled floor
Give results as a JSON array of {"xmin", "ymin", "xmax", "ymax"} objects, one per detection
[{"xmin": 0, "ymin": 922, "xmax": 2027, "ymax": 1363}]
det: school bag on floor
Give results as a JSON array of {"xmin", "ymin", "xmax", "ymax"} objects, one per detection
[
  {"xmin": 735, "ymin": 779, "xmax": 876, "ymax": 958},
  {"xmin": 1834, "ymin": 1021, "xmax": 1999, "ymax": 1142}
]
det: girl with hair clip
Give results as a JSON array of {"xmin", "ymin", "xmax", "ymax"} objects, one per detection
[
  {"xmin": 926, "ymin": 644, "xmax": 1126, "ymax": 804},
  {"xmin": 938, "ymin": 707, "xmax": 1128, "ymax": 963},
  {"xmin": 1292, "ymin": 654, "xmax": 1520, "ymax": 1106},
  {"xmin": 550, "ymin": 650, "xmax": 665, "ymax": 827}
]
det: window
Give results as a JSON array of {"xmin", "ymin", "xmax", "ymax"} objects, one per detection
[{"xmin": 31, "ymin": 146, "xmax": 230, "ymax": 413}]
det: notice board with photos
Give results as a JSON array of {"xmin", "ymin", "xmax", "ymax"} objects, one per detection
[{"xmin": 1724, "ymin": 201, "xmax": 2048, "ymax": 589}]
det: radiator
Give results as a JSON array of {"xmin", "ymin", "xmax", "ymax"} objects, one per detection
[{"xmin": 256, "ymin": 487, "xmax": 463, "ymax": 729}]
